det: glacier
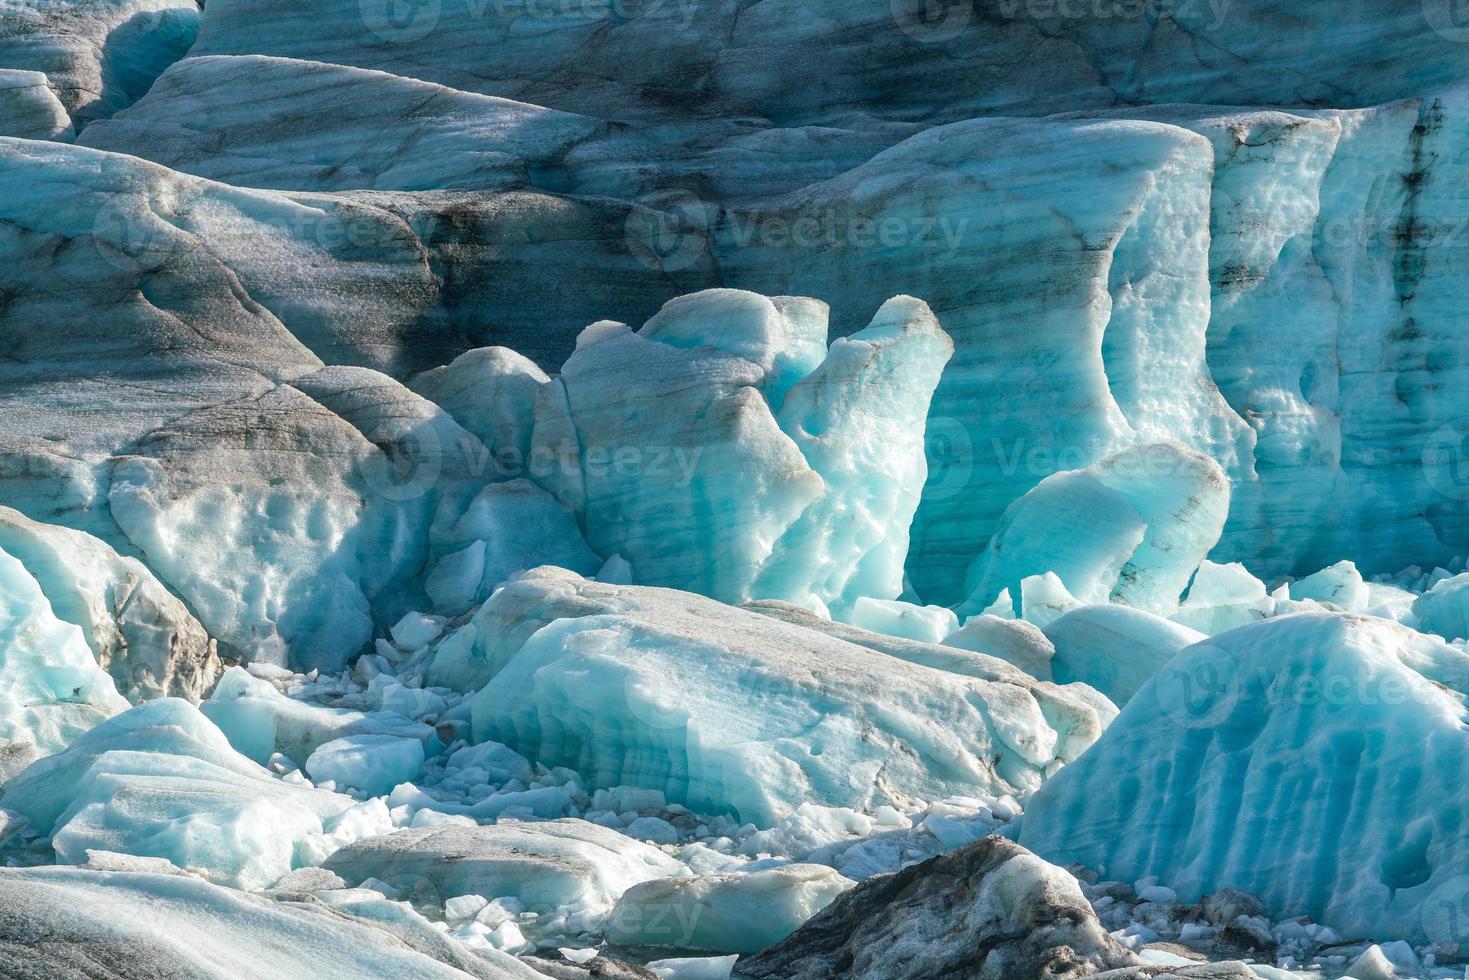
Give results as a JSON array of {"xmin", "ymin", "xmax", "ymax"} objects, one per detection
[{"xmin": 3, "ymin": 0, "xmax": 1469, "ymax": 975}]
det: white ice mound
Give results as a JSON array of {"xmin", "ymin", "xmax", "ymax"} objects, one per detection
[
  {"xmin": 464, "ymin": 568, "xmax": 1107, "ymax": 825},
  {"xmin": 321, "ymin": 819, "xmax": 688, "ymax": 931},
  {"xmin": 1019, "ymin": 612, "xmax": 1469, "ymax": 945},
  {"xmin": 0, "ymin": 543, "xmax": 127, "ymax": 762},
  {"xmin": 532, "ymin": 289, "xmax": 952, "ymax": 613},
  {"xmin": 960, "ymin": 443, "xmax": 1228, "ymax": 616},
  {"xmin": 0, "ymin": 505, "xmax": 218, "ymax": 702},
  {"xmin": 1413, "ymin": 572, "xmax": 1469, "ymax": 642},
  {"xmin": 606, "ymin": 864, "xmax": 854, "ymax": 954},
  {"xmin": 0, "ymin": 865, "xmax": 543, "ymax": 979},
  {"xmin": 0, "ymin": 699, "xmax": 385, "ymax": 890},
  {"xmin": 1043, "ymin": 604, "xmax": 1205, "ymax": 706}
]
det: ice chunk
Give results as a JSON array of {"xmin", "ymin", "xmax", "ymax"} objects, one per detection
[
  {"xmin": 1170, "ymin": 560, "xmax": 1275, "ymax": 634},
  {"xmin": 606, "ymin": 864, "xmax": 853, "ymax": 954},
  {"xmin": 1017, "ymin": 573, "xmax": 1081, "ymax": 629},
  {"xmin": 1412, "ymin": 571, "xmax": 1469, "ymax": 641},
  {"xmin": 0, "ymin": 505, "xmax": 218, "ymax": 702},
  {"xmin": 468, "ymin": 570, "xmax": 1106, "ymax": 825},
  {"xmin": 1289, "ymin": 560, "xmax": 1368, "ymax": 612},
  {"xmin": 0, "ymin": 543, "xmax": 127, "ymax": 757},
  {"xmin": 943, "ymin": 615, "xmax": 1054, "ymax": 681},
  {"xmin": 647, "ymin": 956, "xmax": 739, "ymax": 980},
  {"xmin": 1, "ymin": 700, "xmax": 377, "ymax": 890},
  {"xmin": 841, "ymin": 597, "xmax": 958, "ymax": 645},
  {"xmin": 389, "ymin": 612, "xmax": 445, "ymax": 651},
  {"xmin": 1019, "ymin": 613, "xmax": 1469, "ymax": 944},
  {"xmin": 410, "ymin": 346, "xmax": 548, "ymax": 458},
  {"xmin": 305, "ymin": 735, "xmax": 425, "ymax": 797},
  {"xmin": 0, "ymin": 70, "xmax": 73, "ymax": 141},
  {"xmin": 202, "ymin": 666, "xmax": 435, "ymax": 766},
  {"xmin": 961, "ymin": 443, "xmax": 1228, "ymax": 616},
  {"xmin": 1043, "ymin": 605, "xmax": 1205, "ymax": 706},
  {"xmin": 321, "ymin": 819, "xmax": 687, "ymax": 931}
]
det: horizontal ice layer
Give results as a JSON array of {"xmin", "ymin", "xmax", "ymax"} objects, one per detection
[
  {"xmin": 322, "ymin": 820, "xmax": 687, "ymax": 926},
  {"xmin": 0, "ymin": 505, "xmax": 217, "ymax": 702},
  {"xmin": 1019, "ymin": 612, "xmax": 1469, "ymax": 944},
  {"xmin": 960, "ymin": 442, "xmax": 1229, "ymax": 615},
  {"xmin": 79, "ymin": 55, "xmax": 605, "ymax": 191},
  {"xmin": 0, "ymin": 700, "xmax": 382, "ymax": 890},
  {"xmin": 0, "ymin": 543, "xmax": 126, "ymax": 762},
  {"xmin": 0, "ymin": 865, "xmax": 543, "ymax": 979},
  {"xmin": 465, "ymin": 568, "xmax": 1107, "ymax": 825},
  {"xmin": 606, "ymin": 864, "xmax": 853, "ymax": 954},
  {"xmin": 187, "ymin": 0, "xmax": 1468, "ymax": 122}
]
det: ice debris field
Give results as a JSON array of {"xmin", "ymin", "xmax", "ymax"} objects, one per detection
[{"xmin": 4, "ymin": 0, "xmax": 1469, "ymax": 977}]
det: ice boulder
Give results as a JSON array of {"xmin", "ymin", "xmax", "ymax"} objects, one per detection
[
  {"xmin": 1019, "ymin": 613, "xmax": 1469, "ymax": 945},
  {"xmin": 1412, "ymin": 572, "xmax": 1469, "ymax": 642},
  {"xmin": 1170, "ymin": 560, "xmax": 1275, "ymax": 634},
  {"xmin": 943, "ymin": 615, "xmax": 1055, "ymax": 681},
  {"xmin": 0, "ymin": 543, "xmax": 127, "ymax": 760},
  {"xmin": 322, "ymin": 819, "xmax": 688, "ymax": 933},
  {"xmin": 1043, "ymin": 605, "xmax": 1205, "ymax": 706},
  {"xmin": 0, "ymin": 699, "xmax": 385, "ymax": 890},
  {"xmin": 606, "ymin": 865, "xmax": 854, "ymax": 954},
  {"xmin": 0, "ymin": 69, "xmax": 73, "ymax": 141},
  {"xmin": 0, "ymin": 505, "xmax": 218, "ymax": 702},
  {"xmin": 1289, "ymin": 560, "xmax": 1369, "ymax": 613},
  {"xmin": 530, "ymin": 290, "xmax": 951, "ymax": 613},
  {"xmin": 961, "ymin": 443, "xmax": 1229, "ymax": 616},
  {"xmin": 841, "ymin": 597, "xmax": 957, "ymax": 645},
  {"xmin": 0, "ymin": 865, "xmax": 543, "ymax": 979},
  {"xmin": 306, "ymin": 735, "xmax": 425, "ymax": 797},
  {"xmin": 736, "ymin": 836, "xmax": 1160, "ymax": 980},
  {"xmin": 202, "ymin": 666, "xmax": 436, "ymax": 767},
  {"xmin": 467, "ymin": 569, "xmax": 1107, "ymax": 825}
]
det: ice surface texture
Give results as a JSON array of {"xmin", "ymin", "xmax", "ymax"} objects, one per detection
[
  {"xmin": 1020, "ymin": 613, "xmax": 1469, "ymax": 945},
  {"xmin": 458, "ymin": 568, "xmax": 1106, "ymax": 825}
]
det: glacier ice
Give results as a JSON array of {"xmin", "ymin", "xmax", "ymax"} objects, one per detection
[
  {"xmin": 464, "ymin": 568, "xmax": 1106, "ymax": 825},
  {"xmin": 1, "ymin": 699, "xmax": 384, "ymax": 890},
  {"xmin": 961, "ymin": 442, "xmax": 1229, "ymax": 616},
  {"xmin": 1019, "ymin": 613, "xmax": 1469, "ymax": 945},
  {"xmin": 305, "ymin": 734, "xmax": 426, "ymax": 797},
  {"xmin": 0, "ymin": 542, "xmax": 127, "ymax": 761},
  {"xmin": 0, "ymin": 504, "xmax": 218, "ymax": 702}
]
